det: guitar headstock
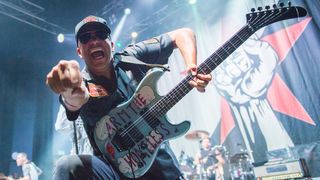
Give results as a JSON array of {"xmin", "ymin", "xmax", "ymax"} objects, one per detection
[{"xmin": 246, "ymin": 2, "xmax": 307, "ymax": 31}]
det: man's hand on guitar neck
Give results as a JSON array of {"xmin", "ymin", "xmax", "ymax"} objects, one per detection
[
  {"xmin": 187, "ymin": 64, "xmax": 212, "ymax": 93},
  {"xmin": 167, "ymin": 28, "xmax": 212, "ymax": 93},
  {"xmin": 46, "ymin": 60, "xmax": 89, "ymax": 111}
]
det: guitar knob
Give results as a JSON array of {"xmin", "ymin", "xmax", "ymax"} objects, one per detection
[
  {"xmin": 257, "ymin": 7, "xmax": 263, "ymax": 11},
  {"xmin": 251, "ymin": 8, "xmax": 255, "ymax": 13},
  {"xmin": 273, "ymin": 4, "xmax": 277, "ymax": 9},
  {"xmin": 279, "ymin": 2, "xmax": 285, "ymax": 7},
  {"xmin": 288, "ymin": 2, "xmax": 292, "ymax": 7},
  {"xmin": 265, "ymin": 5, "xmax": 270, "ymax": 10}
]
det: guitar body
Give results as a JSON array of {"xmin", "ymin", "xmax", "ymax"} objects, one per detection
[{"xmin": 94, "ymin": 68, "xmax": 191, "ymax": 178}]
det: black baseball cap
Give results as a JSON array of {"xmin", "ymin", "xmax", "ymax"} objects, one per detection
[{"xmin": 75, "ymin": 15, "xmax": 111, "ymax": 42}]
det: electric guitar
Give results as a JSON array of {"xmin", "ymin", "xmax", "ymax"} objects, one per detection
[{"xmin": 94, "ymin": 3, "xmax": 307, "ymax": 178}]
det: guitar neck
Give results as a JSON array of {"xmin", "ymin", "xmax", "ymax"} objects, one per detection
[
  {"xmin": 198, "ymin": 25, "xmax": 253, "ymax": 74},
  {"xmin": 151, "ymin": 25, "xmax": 254, "ymax": 116}
]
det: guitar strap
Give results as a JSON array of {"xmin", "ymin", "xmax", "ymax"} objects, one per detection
[
  {"xmin": 116, "ymin": 55, "xmax": 170, "ymax": 97},
  {"xmin": 119, "ymin": 55, "xmax": 170, "ymax": 72}
]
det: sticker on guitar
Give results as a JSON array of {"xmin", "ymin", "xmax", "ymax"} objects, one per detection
[
  {"xmin": 95, "ymin": 86, "xmax": 155, "ymax": 140},
  {"xmin": 117, "ymin": 129, "xmax": 164, "ymax": 174},
  {"xmin": 133, "ymin": 86, "xmax": 155, "ymax": 109}
]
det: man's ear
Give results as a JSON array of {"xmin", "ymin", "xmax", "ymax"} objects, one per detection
[
  {"xmin": 77, "ymin": 47, "xmax": 83, "ymax": 58},
  {"xmin": 111, "ymin": 41, "xmax": 115, "ymax": 52}
]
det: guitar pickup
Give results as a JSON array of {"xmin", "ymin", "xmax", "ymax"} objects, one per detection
[
  {"xmin": 112, "ymin": 131, "xmax": 135, "ymax": 152},
  {"xmin": 112, "ymin": 124, "xmax": 144, "ymax": 152}
]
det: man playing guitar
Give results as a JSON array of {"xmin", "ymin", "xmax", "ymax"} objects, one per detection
[{"xmin": 46, "ymin": 15, "xmax": 211, "ymax": 179}]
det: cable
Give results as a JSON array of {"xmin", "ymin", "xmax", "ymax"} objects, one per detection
[{"xmin": 73, "ymin": 121, "xmax": 79, "ymax": 155}]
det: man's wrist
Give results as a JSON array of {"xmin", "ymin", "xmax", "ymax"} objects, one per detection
[
  {"xmin": 61, "ymin": 96, "xmax": 82, "ymax": 111},
  {"xmin": 60, "ymin": 87, "xmax": 90, "ymax": 111},
  {"xmin": 64, "ymin": 98, "xmax": 79, "ymax": 108}
]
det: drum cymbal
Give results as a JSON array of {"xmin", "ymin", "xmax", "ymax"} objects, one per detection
[{"xmin": 185, "ymin": 130, "xmax": 209, "ymax": 140}]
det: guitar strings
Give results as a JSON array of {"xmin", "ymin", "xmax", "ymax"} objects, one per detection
[
  {"xmin": 118, "ymin": 27, "xmax": 251, "ymax": 145},
  {"xmin": 118, "ymin": 6, "xmax": 297, "ymax": 147},
  {"xmin": 121, "ymin": 27, "xmax": 253, "ymax": 139},
  {"xmin": 120, "ymin": 25, "xmax": 251, "ymax": 139},
  {"xmin": 119, "ymin": 6, "xmax": 287, "ymax": 143},
  {"xmin": 122, "ymin": 7, "xmax": 290, "ymax": 140}
]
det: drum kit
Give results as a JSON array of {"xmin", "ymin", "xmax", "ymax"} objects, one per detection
[{"xmin": 179, "ymin": 130, "xmax": 255, "ymax": 180}]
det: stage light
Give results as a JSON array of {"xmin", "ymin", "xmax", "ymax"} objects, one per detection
[
  {"xmin": 124, "ymin": 8, "xmax": 131, "ymax": 15},
  {"xmin": 116, "ymin": 42, "xmax": 122, "ymax": 48},
  {"xmin": 131, "ymin": 32, "xmax": 138, "ymax": 38},
  {"xmin": 57, "ymin": 33, "xmax": 65, "ymax": 43},
  {"xmin": 188, "ymin": 0, "xmax": 197, "ymax": 5},
  {"xmin": 11, "ymin": 152, "xmax": 18, "ymax": 160}
]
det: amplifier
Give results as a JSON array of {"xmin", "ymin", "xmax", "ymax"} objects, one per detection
[{"xmin": 254, "ymin": 159, "xmax": 309, "ymax": 180}]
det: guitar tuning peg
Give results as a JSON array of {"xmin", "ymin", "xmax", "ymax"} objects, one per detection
[
  {"xmin": 272, "ymin": 4, "xmax": 277, "ymax": 9},
  {"xmin": 279, "ymin": 2, "xmax": 285, "ymax": 7},
  {"xmin": 251, "ymin": 8, "xmax": 255, "ymax": 13},
  {"xmin": 265, "ymin": 5, "xmax": 270, "ymax": 10},
  {"xmin": 288, "ymin": 2, "xmax": 292, "ymax": 7},
  {"xmin": 257, "ymin": 7, "xmax": 263, "ymax": 11}
]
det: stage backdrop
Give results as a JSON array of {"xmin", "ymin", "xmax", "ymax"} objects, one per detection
[{"xmin": 153, "ymin": 0, "xmax": 320, "ymax": 176}]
